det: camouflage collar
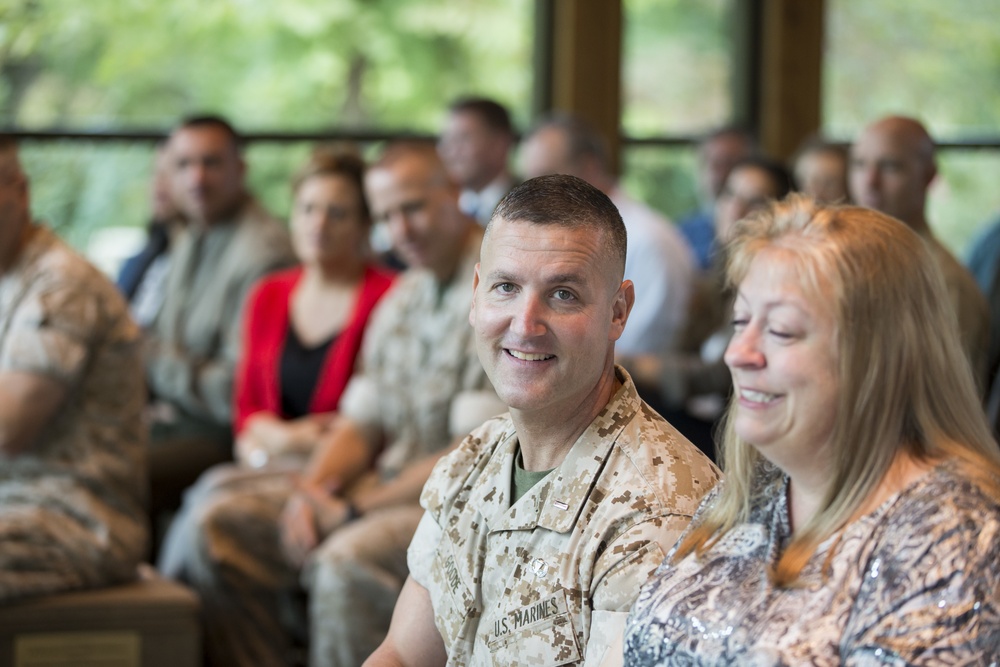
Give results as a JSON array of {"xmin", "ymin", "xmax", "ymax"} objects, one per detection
[{"xmin": 478, "ymin": 366, "xmax": 641, "ymax": 534}]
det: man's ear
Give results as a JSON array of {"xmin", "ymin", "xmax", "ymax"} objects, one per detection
[
  {"xmin": 924, "ymin": 159, "xmax": 938, "ymax": 189},
  {"xmin": 609, "ymin": 279, "xmax": 635, "ymax": 342},
  {"xmin": 469, "ymin": 262, "xmax": 481, "ymax": 327}
]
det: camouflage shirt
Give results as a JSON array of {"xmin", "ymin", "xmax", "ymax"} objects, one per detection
[
  {"xmin": 0, "ymin": 226, "xmax": 147, "ymax": 576},
  {"xmin": 338, "ymin": 229, "xmax": 504, "ymax": 480},
  {"xmin": 409, "ymin": 368, "xmax": 721, "ymax": 667}
]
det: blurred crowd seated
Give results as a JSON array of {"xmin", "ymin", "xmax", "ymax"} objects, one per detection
[{"xmin": 3, "ymin": 95, "xmax": 1000, "ymax": 666}]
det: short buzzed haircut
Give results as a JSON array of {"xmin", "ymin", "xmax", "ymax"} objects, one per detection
[
  {"xmin": 369, "ymin": 140, "xmax": 453, "ymax": 187},
  {"xmin": 489, "ymin": 174, "xmax": 627, "ymax": 277},
  {"xmin": 370, "ymin": 140, "xmax": 438, "ymax": 170},
  {"xmin": 174, "ymin": 114, "xmax": 243, "ymax": 153},
  {"xmin": 449, "ymin": 97, "xmax": 515, "ymax": 137}
]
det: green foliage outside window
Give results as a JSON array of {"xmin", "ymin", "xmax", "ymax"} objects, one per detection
[
  {"xmin": 4, "ymin": 0, "xmax": 1000, "ymax": 268},
  {"xmin": 2, "ymin": 0, "xmax": 533, "ymax": 271},
  {"xmin": 824, "ymin": 0, "xmax": 1000, "ymax": 255}
]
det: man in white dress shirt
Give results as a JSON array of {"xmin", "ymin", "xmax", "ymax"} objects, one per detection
[
  {"xmin": 438, "ymin": 97, "xmax": 518, "ymax": 226},
  {"xmin": 520, "ymin": 114, "xmax": 695, "ymax": 357}
]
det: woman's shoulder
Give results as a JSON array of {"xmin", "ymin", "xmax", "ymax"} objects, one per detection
[
  {"xmin": 893, "ymin": 459, "xmax": 1000, "ymax": 522},
  {"xmin": 873, "ymin": 459, "xmax": 1000, "ymax": 564},
  {"xmin": 848, "ymin": 460, "xmax": 1000, "ymax": 658},
  {"xmin": 361, "ymin": 263, "xmax": 398, "ymax": 298}
]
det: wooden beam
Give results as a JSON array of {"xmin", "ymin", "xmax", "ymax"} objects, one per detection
[
  {"xmin": 544, "ymin": 0, "xmax": 623, "ymax": 173},
  {"xmin": 757, "ymin": 0, "xmax": 825, "ymax": 160}
]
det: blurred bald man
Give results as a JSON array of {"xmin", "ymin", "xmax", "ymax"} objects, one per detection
[{"xmin": 850, "ymin": 116, "xmax": 990, "ymax": 390}]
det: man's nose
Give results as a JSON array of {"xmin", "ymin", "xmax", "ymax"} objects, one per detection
[{"xmin": 510, "ymin": 295, "xmax": 547, "ymax": 338}]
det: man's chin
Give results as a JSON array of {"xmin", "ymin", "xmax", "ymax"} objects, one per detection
[{"xmin": 497, "ymin": 386, "xmax": 549, "ymax": 413}]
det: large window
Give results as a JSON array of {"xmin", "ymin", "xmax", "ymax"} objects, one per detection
[
  {"xmin": 824, "ymin": 0, "xmax": 1000, "ymax": 254},
  {"xmin": 620, "ymin": 0, "xmax": 737, "ymax": 221},
  {"xmin": 4, "ymin": 0, "xmax": 534, "ymax": 269},
  {"xmin": 3, "ymin": 0, "xmax": 534, "ymax": 131}
]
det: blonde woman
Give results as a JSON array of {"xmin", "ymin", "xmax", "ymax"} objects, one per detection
[{"xmin": 624, "ymin": 196, "xmax": 1000, "ymax": 664}]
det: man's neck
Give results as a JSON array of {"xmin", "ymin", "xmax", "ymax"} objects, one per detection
[
  {"xmin": 192, "ymin": 194, "xmax": 247, "ymax": 229},
  {"xmin": 430, "ymin": 223, "xmax": 478, "ymax": 285},
  {"xmin": 906, "ymin": 212, "xmax": 931, "ymax": 236},
  {"xmin": 0, "ymin": 222, "xmax": 36, "ymax": 275},
  {"xmin": 511, "ymin": 367, "xmax": 621, "ymax": 472},
  {"xmin": 469, "ymin": 167, "xmax": 509, "ymax": 195}
]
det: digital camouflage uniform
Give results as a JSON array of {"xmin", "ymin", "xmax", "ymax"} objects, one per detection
[
  {"xmin": 409, "ymin": 368, "xmax": 721, "ymax": 667},
  {"xmin": 0, "ymin": 226, "xmax": 147, "ymax": 601},
  {"xmin": 169, "ymin": 231, "xmax": 505, "ymax": 667}
]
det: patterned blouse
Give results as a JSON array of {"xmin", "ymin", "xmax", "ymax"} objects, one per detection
[{"xmin": 624, "ymin": 459, "xmax": 1000, "ymax": 666}]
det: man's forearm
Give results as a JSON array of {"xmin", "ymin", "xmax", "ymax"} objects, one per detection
[
  {"xmin": 354, "ymin": 443, "xmax": 457, "ymax": 514},
  {"xmin": 0, "ymin": 371, "xmax": 68, "ymax": 457},
  {"xmin": 302, "ymin": 417, "xmax": 374, "ymax": 491},
  {"xmin": 364, "ymin": 644, "xmax": 409, "ymax": 667},
  {"xmin": 147, "ymin": 342, "xmax": 234, "ymax": 424}
]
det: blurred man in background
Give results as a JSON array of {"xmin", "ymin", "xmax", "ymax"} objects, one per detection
[
  {"xmin": 850, "ymin": 115, "xmax": 989, "ymax": 390},
  {"xmin": 438, "ymin": 97, "xmax": 518, "ymax": 226},
  {"xmin": 145, "ymin": 115, "xmax": 294, "ymax": 524},
  {"xmin": 521, "ymin": 113, "xmax": 695, "ymax": 359}
]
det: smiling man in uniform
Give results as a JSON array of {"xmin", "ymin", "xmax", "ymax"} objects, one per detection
[{"xmin": 366, "ymin": 174, "xmax": 720, "ymax": 667}]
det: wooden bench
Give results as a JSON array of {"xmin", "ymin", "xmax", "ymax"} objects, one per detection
[{"xmin": 0, "ymin": 566, "xmax": 201, "ymax": 667}]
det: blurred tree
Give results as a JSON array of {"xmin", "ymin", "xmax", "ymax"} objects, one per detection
[
  {"xmin": 3, "ymin": 0, "xmax": 532, "ymax": 131},
  {"xmin": 3, "ymin": 0, "xmax": 532, "ymax": 271}
]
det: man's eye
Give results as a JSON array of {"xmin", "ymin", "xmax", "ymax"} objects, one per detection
[
  {"xmin": 402, "ymin": 201, "xmax": 425, "ymax": 216},
  {"xmin": 553, "ymin": 289, "xmax": 575, "ymax": 301},
  {"xmin": 496, "ymin": 283, "xmax": 515, "ymax": 293}
]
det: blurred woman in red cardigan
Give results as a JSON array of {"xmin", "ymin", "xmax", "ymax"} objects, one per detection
[
  {"xmin": 158, "ymin": 148, "xmax": 395, "ymax": 568},
  {"xmin": 233, "ymin": 150, "xmax": 395, "ymax": 467}
]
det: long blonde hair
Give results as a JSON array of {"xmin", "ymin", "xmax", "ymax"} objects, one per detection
[{"xmin": 674, "ymin": 195, "xmax": 1000, "ymax": 586}]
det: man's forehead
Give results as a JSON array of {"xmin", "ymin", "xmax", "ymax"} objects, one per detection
[
  {"xmin": 855, "ymin": 124, "xmax": 920, "ymax": 156},
  {"xmin": 486, "ymin": 218, "xmax": 603, "ymax": 253},
  {"xmin": 448, "ymin": 110, "xmax": 486, "ymax": 132},
  {"xmin": 369, "ymin": 159, "xmax": 442, "ymax": 194},
  {"xmin": 169, "ymin": 126, "xmax": 234, "ymax": 153},
  {"xmin": 530, "ymin": 126, "xmax": 569, "ymax": 154}
]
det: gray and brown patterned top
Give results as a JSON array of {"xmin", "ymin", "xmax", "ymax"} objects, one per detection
[{"xmin": 625, "ymin": 459, "xmax": 1000, "ymax": 666}]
